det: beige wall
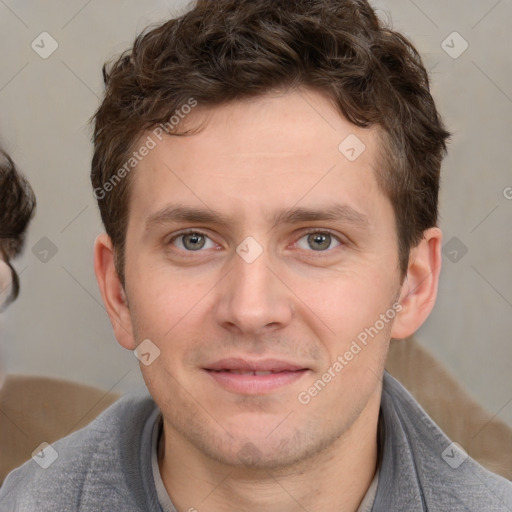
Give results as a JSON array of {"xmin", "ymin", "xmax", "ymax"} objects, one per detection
[{"xmin": 0, "ymin": 0, "xmax": 511, "ymax": 425}]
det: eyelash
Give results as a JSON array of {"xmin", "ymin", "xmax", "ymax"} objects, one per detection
[{"xmin": 167, "ymin": 228, "xmax": 345, "ymax": 256}]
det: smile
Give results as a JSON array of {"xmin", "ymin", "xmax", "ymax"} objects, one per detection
[{"xmin": 203, "ymin": 358, "xmax": 310, "ymax": 394}]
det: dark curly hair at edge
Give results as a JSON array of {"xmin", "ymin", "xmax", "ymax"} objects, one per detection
[
  {"xmin": 0, "ymin": 150, "xmax": 36, "ymax": 307},
  {"xmin": 91, "ymin": 0, "xmax": 450, "ymax": 285}
]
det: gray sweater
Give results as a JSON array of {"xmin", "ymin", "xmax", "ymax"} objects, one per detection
[{"xmin": 1, "ymin": 372, "xmax": 511, "ymax": 511}]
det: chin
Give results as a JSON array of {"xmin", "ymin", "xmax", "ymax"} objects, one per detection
[
  {"xmin": 186, "ymin": 420, "xmax": 338, "ymax": 472},
  {"xmin": 216, "ymin": 440, "xmax": 304, "ymax": 470}
]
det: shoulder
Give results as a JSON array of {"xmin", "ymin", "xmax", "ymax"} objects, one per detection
[
  {"xmin": 380, "ymin": 372, "xmax": 512, "ymax": 511},
  {"xmin": 0, "ymin": 392, "xmax": 157, "ymax": 512}
]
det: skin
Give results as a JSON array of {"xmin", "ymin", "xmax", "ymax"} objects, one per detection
[
  {"xmin": 95, "ymin": 88, "xmax": 442, "ymax": 512},
  {"xmin": 0, "ymin": 257, "xmax": 12, "ymax": 312},
  {"xmin": 0, "ymin": 256, "xmax": 13, "ymax": 384}
]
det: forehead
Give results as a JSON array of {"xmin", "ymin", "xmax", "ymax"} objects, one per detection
[{"xmin": 128, "ymin": 89, "xmax": 389, "ymax": 230}]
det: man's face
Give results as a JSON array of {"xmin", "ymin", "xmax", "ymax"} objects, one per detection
[{"xmin": 122, "ymin": 89, "xmax": 403, "ymax": 468}]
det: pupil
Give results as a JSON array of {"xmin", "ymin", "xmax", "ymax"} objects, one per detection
[
  {"xmin": 308, "ymin": 233, "xmax": 330, "ymax": 251},
  {"xmin": 184, "ymin": 233, "xmax": 205, "ymax": 250}
]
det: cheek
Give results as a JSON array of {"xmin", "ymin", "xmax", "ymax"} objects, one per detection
[
  {"xmin": 128, "ymin": 266, "xmax": 202, "ymax": 332},
  {"xmin": 297, "ymin": 274, "xmax": 399, "ymax": 385},
  {"xmin": 127, "ymin": 278, "xmax": 208, "ymax": 380},
  {"xmin": 299, "ymin": 267, "xmax": 397, "ymax": 329}
]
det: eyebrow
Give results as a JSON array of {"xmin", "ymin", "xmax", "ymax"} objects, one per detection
[{"xmin": 145, "ymin": 203, "xmax": 370, "ymax": 232}]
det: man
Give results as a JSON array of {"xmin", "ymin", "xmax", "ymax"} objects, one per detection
[
  {"xmin": 0, "ymin": 147, "xmax": 36, "ymax": 387},
  {"xmin": 0, "ymin": 149, "xmax": 36, "ymax": 313},
  {"xmin": 0, "ymin": 150, "xmax": 120, "ymax": 484},
  {"xmin": 1, "ymin": 0, "xmax": 511, "ymax": 510}
]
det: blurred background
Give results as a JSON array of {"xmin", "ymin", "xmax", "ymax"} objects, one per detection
[{"xmin": 0, "ymin": 0, "xmax": 511, "ymax": 425}]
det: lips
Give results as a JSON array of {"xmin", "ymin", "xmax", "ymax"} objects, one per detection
[
  {"xmin": 214, "ymin": 370, "xmax": 279, "ymax": 376},
  {"xmin": 203, "ymin": 358, "xmax": 309, "ymax": 394},
  {"xmin": 205, "ymin": 358, "xmax": 306, "ymax": 373}
]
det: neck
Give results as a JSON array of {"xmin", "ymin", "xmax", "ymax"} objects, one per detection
[{"xmin": 158, "ymin": 387, "xmax": 381, "ymax": 512}]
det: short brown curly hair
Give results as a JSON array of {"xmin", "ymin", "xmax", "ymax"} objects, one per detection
[
  {"xmin": 0, "ymin": 149, "xmax": 36, "ymax": 306},
  {"xmin": 91, "ymin": 0, "xmax": 450, "ymax": 283}
]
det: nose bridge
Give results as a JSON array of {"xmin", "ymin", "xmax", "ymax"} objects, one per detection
[{"xmin": 215, "ymin": 238, "xmax": 292, "ymax": 333}]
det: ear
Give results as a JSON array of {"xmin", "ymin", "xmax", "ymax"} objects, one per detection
[
  {"xmin": 391, "ymin": 227, "xmax": 442, "ymax": 339},
  {"xmin": 93, "ymin": 233, "xmax": 136, "ymax": 350}
]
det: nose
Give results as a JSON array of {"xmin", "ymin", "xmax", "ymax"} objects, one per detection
[{"xmin": 214, "ymin": 242, "xmax": 293, "ymax": 335}]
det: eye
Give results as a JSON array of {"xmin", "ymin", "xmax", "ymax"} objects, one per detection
[
  {"xmin": 169, "ymin": 230, "xmax": 216, "ymax": 251},
  {"xmin": 295, "ymin": 230, "xmax": 342, "ymax": 252}
]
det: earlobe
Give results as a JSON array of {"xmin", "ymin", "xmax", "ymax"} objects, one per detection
[
  {"xmin": 93, "ymin": 233, "xmax": 136, "ymax": 350},
  {"xmin": 391, "ymin": 227, "xmax": 442, "ymax": 339}
]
